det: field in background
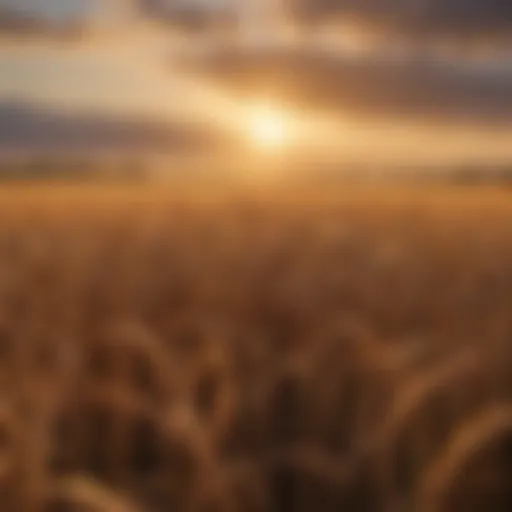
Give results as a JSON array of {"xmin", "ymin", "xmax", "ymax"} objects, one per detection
[{"xmin": 0, "ymin": 184, "xmax": 512, "ymax": 511}]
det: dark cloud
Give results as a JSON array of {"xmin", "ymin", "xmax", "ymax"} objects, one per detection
[
  {"xmin": 0, "ymin": 8, "xmax": 45, "ymax": 34},
  {"xmin": 289, "ymin": 0, "xmax": 512, "ymax": 40},
  {"xmin": 137, "ymin": 1, "xmax": 236, "ymax": 31},
  {"xmin": 0, "ymin": 101, "xmax": 226, "ymax": 153},
  {"xmin": 186, "ymin": 47, "xmax": 512, "ymax": 127},
  {"xmin": 0, "ymin": 7, "xmax": 86, "ymax": 39}
]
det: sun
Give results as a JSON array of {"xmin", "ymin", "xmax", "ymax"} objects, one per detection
[{"xmin": 248, "ymin": 105, "xmax": 290, "ymax": 150}]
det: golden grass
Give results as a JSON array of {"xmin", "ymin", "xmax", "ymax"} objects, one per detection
[{"xmin": 0, "ymin": 183, "xmax": 511, "ymax": 511}]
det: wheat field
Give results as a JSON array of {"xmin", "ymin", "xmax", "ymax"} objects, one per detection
[{"xmin": 0, "ymin": 184, "xmax": 511, "ymax": 511}]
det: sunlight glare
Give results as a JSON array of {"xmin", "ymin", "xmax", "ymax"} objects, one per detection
[{"xmin": 248, "ymin": 105, "xmax": 290, "ymax": 150}]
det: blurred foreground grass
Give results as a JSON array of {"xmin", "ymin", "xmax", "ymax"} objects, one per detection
[{"xmin": 0, "ymin": 183, "xmax": 511, "ymax": 511}]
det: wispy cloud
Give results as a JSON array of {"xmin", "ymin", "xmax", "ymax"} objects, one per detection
[
  {"xmin": 191, "ymin": 46, "xmax": 512, "ymax": 127},
  {"xmin": 289, "ymin": 0, "xmax": 512, "ymax": 42}
]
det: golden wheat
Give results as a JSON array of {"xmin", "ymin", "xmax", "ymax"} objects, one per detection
[{"xmin": 0, "ymin": 185, "xmax": 510, "ymax": 510}]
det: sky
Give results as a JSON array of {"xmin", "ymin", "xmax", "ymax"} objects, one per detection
[{"xmin": 0, "ymin": 0, "xmax": 511, "ymax": 167}]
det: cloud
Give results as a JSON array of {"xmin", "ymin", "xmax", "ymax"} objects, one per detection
[
  {"xmin": 136, "ymin": 0, "xmax": 237, "ymax": 31},
  {"xmin": 0, "ymin": 6, "xmax": 87, "ymax": 40},
  {"xmin": 190, "ymin": 47, "xmax": 512, "ymax": 127},
  {"xmin": 288, "ymin": 0, "xmax": 512, "ymax": 40},
  {"xmin": 0, "ymin": 8, "xmax": 46, "ymax": 34},
  {"xmin": 0, "ymin": 100, "xmax": 225, "ymax": 153}
]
